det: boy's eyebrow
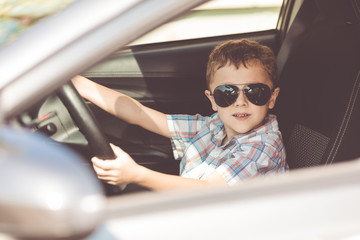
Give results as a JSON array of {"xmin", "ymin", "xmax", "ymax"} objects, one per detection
[
  {"xmin": 213, "ymin": 82, "xmax": 275, "ymax": 91},
  {"xmin": 217, "ymin": 82, "xmax": 267, "ymax": 86}
]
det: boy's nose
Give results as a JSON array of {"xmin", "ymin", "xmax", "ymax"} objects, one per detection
[{"xmin": 234, "ymin": 90, "xmax": 247, "ymax": 107}]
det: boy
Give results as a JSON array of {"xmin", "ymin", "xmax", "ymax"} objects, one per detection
[{"xmin": 72, "ymin": 39, "xmax": 288, "ymax": 190}]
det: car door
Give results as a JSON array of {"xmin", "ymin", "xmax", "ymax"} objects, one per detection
[{"xmin": 81, "ymin": 0, "xmax": 290, "ymax": 177}]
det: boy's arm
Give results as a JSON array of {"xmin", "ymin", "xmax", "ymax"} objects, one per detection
[
  {"xmin": 72, "ymin": 75, "xmax": 171, "ymax": 138},
  {"xmin": 92, "ymin": 144, "xmax": 228, "ymax": 190}
]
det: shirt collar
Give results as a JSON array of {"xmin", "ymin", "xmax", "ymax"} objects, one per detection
[{"xmin": 209, "ymin": 113, "xmax": 226, "ymax": 144}]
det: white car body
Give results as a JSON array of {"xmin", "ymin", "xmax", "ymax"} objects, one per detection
[{"xmin": 0, "ymin": 0, "xmax": 360, "ymax": 239}]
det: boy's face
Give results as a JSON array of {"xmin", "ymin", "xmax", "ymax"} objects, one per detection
[{"xmin": 205, "ymin": 63, "xmax": 280, "ymax": 141}]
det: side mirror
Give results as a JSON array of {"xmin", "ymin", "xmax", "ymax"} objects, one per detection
[{"xmin": 0, "ymin": 127, "xmax": 105, "ymax": 239}]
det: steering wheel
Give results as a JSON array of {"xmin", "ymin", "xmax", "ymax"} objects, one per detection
[{"xmin": 57, "ymin": 82, "xmax": 116, "ymax": 160}]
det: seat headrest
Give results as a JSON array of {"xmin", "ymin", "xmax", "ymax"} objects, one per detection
[{"xmin": 315, "ymin": 0, "xmax": 360, "ymax": 23}]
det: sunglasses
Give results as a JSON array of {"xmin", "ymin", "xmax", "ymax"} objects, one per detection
[{"xmin": 211, "ymin": 83, "xmax": 272, "ymax": 107}]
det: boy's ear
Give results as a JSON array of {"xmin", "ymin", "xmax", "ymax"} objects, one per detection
[
  {"xmin": 268, "ymin": 87, "xmax": 280, "ymax": 109},
  {"xmin": 204, "ymin": 90, "xmax": 218, "ymax": 112}
]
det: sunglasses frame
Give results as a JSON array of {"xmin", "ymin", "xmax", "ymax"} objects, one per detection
[{"xmin": 210, "ymin": 83, "xmax": 273, "ymax": 107}]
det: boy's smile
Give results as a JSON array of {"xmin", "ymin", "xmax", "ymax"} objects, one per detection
[{"xmin": 205, "ymin": 62, "xmax": 280, "ymax": 143}]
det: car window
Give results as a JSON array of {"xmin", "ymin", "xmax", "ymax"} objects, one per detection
[{"xmin": 131, "ymin": 0, "xmax": 283, "ymax": 45}]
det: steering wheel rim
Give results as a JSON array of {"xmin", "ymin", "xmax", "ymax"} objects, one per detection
[{"xmin": 57, "ymin": 82, "xmax": 116, "ymax": 160}]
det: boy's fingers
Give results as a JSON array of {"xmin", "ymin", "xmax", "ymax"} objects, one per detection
[
  {"xmin": 106, "ymin": 181, "xmax": 118, "ymax": 186},
  {"xmin": 91, "ymin": 157, "xmax": 113, "ymax": 170},
  {"xmin": 92, "ymin": 164, "xmax": 109, "ymax": 176},
  {"xmin": 91, "ymin": 157, "xmax": 102, "ymax": 168},
  {"xmin": 110, "ymin": 143, "xmax": 127, "ymax": 156},
  {"xmin": 91, "ymin": 144, "xmax": 128, "ymax": 171}
]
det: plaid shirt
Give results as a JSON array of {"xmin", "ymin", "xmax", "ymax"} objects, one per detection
[{"xmin": 167, "ymin": 113, "xmax": 288, "ymax": 185}]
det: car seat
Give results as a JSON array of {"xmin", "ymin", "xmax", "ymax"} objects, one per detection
[{"xmin": 275, "ymin": 0, "xmax": 360, "ymax": 169}]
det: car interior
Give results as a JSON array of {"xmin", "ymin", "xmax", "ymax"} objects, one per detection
[{"xmin": 15, "ymin": 0, "xmax": 360, "ymax": 195}]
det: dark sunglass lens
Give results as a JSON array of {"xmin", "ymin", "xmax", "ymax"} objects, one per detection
[
  {"xmin": 213, "ymin": 85, "xmax": 239, "ymax": 107},
  {"xmin": 244, "ymin": 83, "xmax": 271, "ymax": 106}
]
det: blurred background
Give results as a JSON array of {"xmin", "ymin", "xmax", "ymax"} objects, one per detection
[{"xmin": 132, "ymin": 0, "xmax": 283, "ymax": 45}]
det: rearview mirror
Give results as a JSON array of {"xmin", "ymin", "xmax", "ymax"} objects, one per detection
[{"xmin": 0, "ymin": 127, "xmax": 105, "ymax": 239}]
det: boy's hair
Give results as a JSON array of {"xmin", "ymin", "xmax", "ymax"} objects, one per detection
[{"xmin": 206, "ymin": 39, "xmax": 277, "ymax": 89}]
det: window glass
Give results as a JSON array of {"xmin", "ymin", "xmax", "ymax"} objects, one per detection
[{"xmin": 132, "ymin": 0, "xmax": 283, "ymax": 45}]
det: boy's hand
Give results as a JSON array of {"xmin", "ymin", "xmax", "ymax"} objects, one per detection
[{"xmin": 91, "ymin": 144, "xmax": 141, "ymax": 186}]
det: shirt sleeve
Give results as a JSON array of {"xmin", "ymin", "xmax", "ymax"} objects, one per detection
[
  {"xmin": 166, "ymin": 114, "xmax": 209, "ymax": 160},
  {"xmin": 216, "ymin": 141, "xmax": 287, "ymax": 185}
]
